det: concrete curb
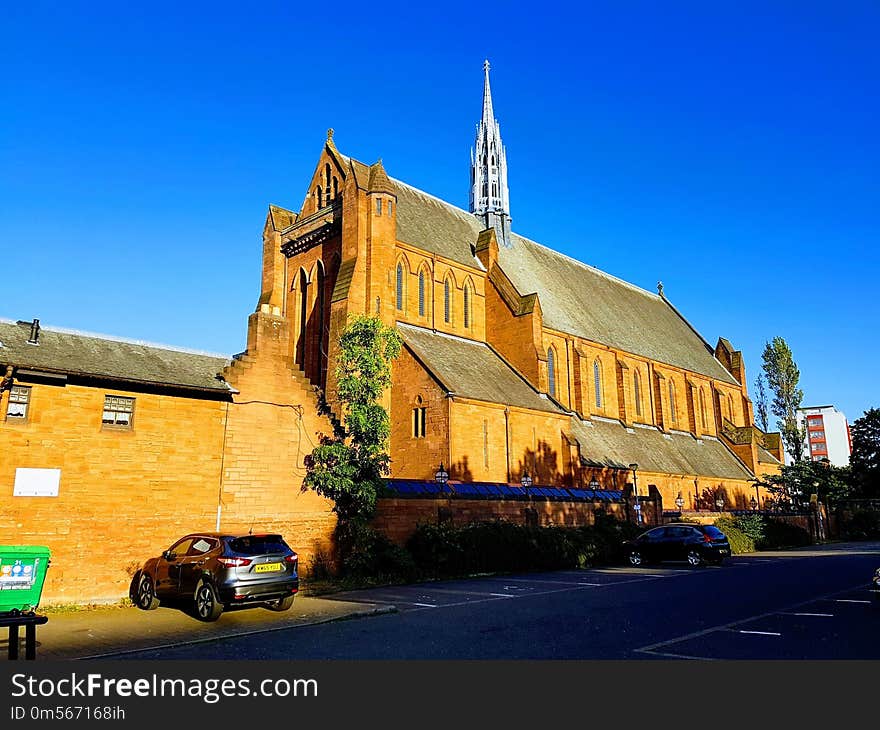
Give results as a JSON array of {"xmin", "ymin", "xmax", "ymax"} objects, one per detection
[{"xmin": 72, "ymin": 604, "xmax": 398, "ymax": 660}]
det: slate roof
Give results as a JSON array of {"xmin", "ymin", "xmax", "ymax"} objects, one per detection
[
  {"xmin": 570, "ymin": 417, "xmax": 754, "ymax": 480},
  {"xmin": 0, "ymin": 319, "xmax": 233, "ymax": 394},
  {"xmin": 367, "ymin": 168, "xmax": 738, "ymax": 386},
  {"xmin": 397, "ymin": 323, "xmax": 563, "ymax": 414}
]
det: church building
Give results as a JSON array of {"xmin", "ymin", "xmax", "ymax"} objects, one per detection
[{"xmin": 269, "ymin": 61, "xmax": 782, "ymax": 512}]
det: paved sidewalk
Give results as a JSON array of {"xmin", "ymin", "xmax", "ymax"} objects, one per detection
[{"xmin": 1, "ymin": 595, "xmax": 395, "ymax": 661}]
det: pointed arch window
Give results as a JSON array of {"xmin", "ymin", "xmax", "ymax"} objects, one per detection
[
  {"xmin": 668, "ymin": 380, "xmax": 677, "ymax": 425},
  {"xmin": 593, "ymin": 359, "xmax": 603, "ymax": 409},
  {"xmin": 728, "ymin": 395, "xmax": 735, "ymax": 424},
  {"xmin": 418, "ymin": 269, "xmax": 426, "ymax": 317},
  {"xmin": 699, "ymin": 388, "xmax": 708, "ymax": 429},
  {"xmin": 443, "ymin": 278, "xmax": 452, "ymax": 324},
  {"xmin": 633, "ymin": 370, "xmax": 642, "ymax": 418},
  {"xmin": 463, "ymin": 283, "xmax": 471, "ymax": 329},
  {"xmin": 547, "ymin": 348, "xmax": 557, "ymax": 399},
  {"xmin": 325, "ymin": 163, "xmax": 331, "ymax": 189},
  {"xmin": 317, "ymin": 186, "xmax": 323, "ymax": 208},
  {"xmin": 332, "ymin": 176, "xmax": 338, "ymax": 199},
  {"xmin": 396, "ymin": 263, "xmax": 404, "ymax": 311}
]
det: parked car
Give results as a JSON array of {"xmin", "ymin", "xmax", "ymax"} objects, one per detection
[
  {"xmin": 871, "ymin": 568, "xmax": 880, "ymax": 603},
  {"xmin": 130, "ymin": 532, "xmax": 299, "ymax": 621},
  {"xmin": 623, "ymin": 523, "xmax": 731, "ymax": 567}
]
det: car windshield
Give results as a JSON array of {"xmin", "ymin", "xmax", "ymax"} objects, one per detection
[
  {"xmin": 703, "ymin": 526, "xmax": 726, "ymax": 538},
  {"xmin": 227, "ymin": 535, "xmax": 290, "ymax": 555}
]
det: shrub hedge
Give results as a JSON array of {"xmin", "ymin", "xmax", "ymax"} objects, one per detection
[{"xmin": 713, "ymin": 514, "xmax": 811, "ymax": 554}]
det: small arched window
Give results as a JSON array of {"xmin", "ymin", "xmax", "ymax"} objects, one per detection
[
  {"xmin": 396, "ymin": 263, "xmax": 404, "ymax": 311},
  {"xmin": 668, "ymin": 380, "xmax": 677, "ymax": 425},
  {"xmin": 332, "ymin": 176, "xmax": 338, "ymax": 199},
  {"xmin": 317, "ymin": 186, "xmax": 323, "ymax": 208},
  {"xmin": 547, "ymin": 348, "xmax": 557, "ymax": 399},
  {"xmin": 593, "ymin": 359, "xmax": 603, "ymax": 409},
  {"xmin": 325, "ymin": 163, "xmax": 331, "ymax": 189},
  {"xmin": 728, "ymin": 395, "xmax": 735, "ymax": 424},
  {"xmin": 699, "ymin": 388, "xmax": 708, "ymax": 429},
  {"xmin": 463, "ymin": 284, "xmax": 471, "ymax": 329},
  {"xmin": 444, "ymin": 278, "xmax": 452, "ymax": 323},
  {"xmin": 634, "ymin": 370, "xmax": 642, "ymax": 417},
  {"xmin": 418, "ymin": 270, "xmax": 426, "ymax": 317}
]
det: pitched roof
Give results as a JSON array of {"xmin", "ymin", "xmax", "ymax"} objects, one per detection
[
  {"xmin": 363, "ymin": 167, "xmax": 737, "ymax": 385},
  {"xmin": 0, "ymin": 319, "xmax": 233, "ymax": 394},
  {"xmin": 570, "ymin": 417, "xmax": 754, "ymax": 480},
  {"xmin": 397, "ymin": 323, "xmax": 563, "ymax": 414}
]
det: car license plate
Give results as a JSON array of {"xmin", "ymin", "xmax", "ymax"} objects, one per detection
[{"xmin": 255, "ymin": 563, "xmax": 283, "ymax": 573}]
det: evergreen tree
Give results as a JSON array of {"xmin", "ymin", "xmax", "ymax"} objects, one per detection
[{"xmin": 761, "ymin": 337, "xmax": 804, "ymax": 462}]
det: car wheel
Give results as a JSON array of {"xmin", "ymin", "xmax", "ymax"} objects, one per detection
[
  {"xmin": 686, "ymin": 549, "xmax": 704, "ymax": 567},
  {"xmin": 194, "ymin": 581, "xmax": 224, "ymax": 622},
  {"xmin": 628, "ymin": 549, "xmax": 643, "ymax": 567},
  {"xmin": 267, "ymin": 595, "xmax": 296, "ymax": 612},
  {"xmin": 135, "ymin": 573, "xmax": 160, "ymax": 611}
]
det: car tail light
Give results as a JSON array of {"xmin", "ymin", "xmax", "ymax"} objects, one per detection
[
  {"xmin": 284, "ymin": 554, "xmax": 298, "ymax": 565},
  {"xmin": 218, "ymin": 557, "xmax": 252, "ymax": 567},
  {"xmin": 703, "ymin": 534, "xmax": 713, "ymax": 544}
]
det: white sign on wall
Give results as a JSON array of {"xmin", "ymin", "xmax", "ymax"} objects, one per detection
[{"xmin": 13, "ymin": 468, "xmax": 61, "ymax": 497}]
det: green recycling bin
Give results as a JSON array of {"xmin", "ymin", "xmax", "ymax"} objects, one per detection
[{"xmin": 0, "ymin": 546, "xmax": 51, "ymax": 614}]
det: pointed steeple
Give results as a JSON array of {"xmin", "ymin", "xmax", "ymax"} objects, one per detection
[
  {"xmin": 481, "ymin": 59, "xmax": 494, "ymax": 127},
  {"xmin": 470, "ymin": 59, "xmax": 511, "ymax": 246}
]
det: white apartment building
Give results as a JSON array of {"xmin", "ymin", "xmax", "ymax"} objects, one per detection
[{"xmin": 795, "ymin": 405, "xmax": 852, "ymax": 467}]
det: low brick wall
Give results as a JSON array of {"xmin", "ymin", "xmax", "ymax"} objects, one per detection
[{"xmin": 373, "ymin": 497, "xmax": 628, "ymax": 546}]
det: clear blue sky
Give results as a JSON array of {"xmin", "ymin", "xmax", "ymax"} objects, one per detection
[{"xmin": 2, "ymin": 2, "xmax": 877, "ymax": 424}]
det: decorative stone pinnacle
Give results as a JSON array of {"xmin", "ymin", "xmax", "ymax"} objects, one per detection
[
  {"xmin": 483, "ymin": 59, "xmax": 490, "ymax": 72},
  {"xmin": 327, "ymin": 128, "xmax": 334, "ymax": 141},
  {"xmin": 657, "ymin": 281, "xmax": 664, "ymax": 296}
]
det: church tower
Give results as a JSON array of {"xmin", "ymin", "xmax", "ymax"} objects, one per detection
[{"xmin": 470, "ymin": 60, "xmax": 512, "ymax": 247}]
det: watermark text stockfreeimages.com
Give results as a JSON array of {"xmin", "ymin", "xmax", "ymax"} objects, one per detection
[{"xmin": 10, "ymin": 672, "xmax": 318, "ymax": 705}]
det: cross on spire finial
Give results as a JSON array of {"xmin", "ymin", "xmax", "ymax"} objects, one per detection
[{"xmin": 483, "ymin": 59, "xmax": 490, "ymax": 72}]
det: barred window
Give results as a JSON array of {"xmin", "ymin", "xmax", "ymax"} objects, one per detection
[
  {"xmin": 668, "ymin": 380, "xmax": 677, "ymax": 424},
  {"xmin": 444, "ymin": 278, "xmax": 452, "ymax": 323},
  {"xmin": 463, "ymin": 284, "xmax": 471, "ymax": 329},
  {"xmin": 387, "ymin": 199, "xmax": 393, "ymax": 216},
  {"xmin": 396, "ymin": 263, "xmax": 404, "ymax": 311},
  {"xmin": 593, "ymin": 359, "xmax": 603, "ymax": 409},
  {"xmin": 547, "ymin": 347, "xmax": 557, "ymax": 398},
  {"xmin": 376, "ymin": 198, "xmax": 382, "ymax": 216},
  {"xmin": 6, "ymin": 385, "xmax": 31, "ymax": 420},
  {"xmin": 699, "ymin": 388, "xmax": 708, "ymax": 429},
  {"xmin": 103, "ymin": 395, "xmax": 135, "ymax": 427},
  {"xmin": 418, "ymin": 270, "xmax": 426, "ymax": 317}
]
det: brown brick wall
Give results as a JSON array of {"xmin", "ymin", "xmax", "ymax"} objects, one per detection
[{"xmin": 373, "ymin": 497, "xmax": 628, "ymax": 546}]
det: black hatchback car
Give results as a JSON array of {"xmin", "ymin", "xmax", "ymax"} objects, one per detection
[
  {"xmin": 131, "ymin": 532, "xmax": 299, "ymax": 621},
  {"xmin": 623, "ymin": 524, "xmax": 731, "ymax": 567}
]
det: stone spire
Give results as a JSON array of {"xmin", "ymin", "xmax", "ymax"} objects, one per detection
[{"xmin": 470, "ymin": 59, "xmax": 511, "ymax": 246}]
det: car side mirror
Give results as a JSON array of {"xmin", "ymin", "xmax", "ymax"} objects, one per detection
[{"xmin": 162, "ymin": 550, "xmax": 176, "ymax": 561}]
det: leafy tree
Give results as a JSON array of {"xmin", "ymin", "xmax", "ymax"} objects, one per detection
[
  {"xmin": 761, "ymin": 337, "xmax": 804, "ymax": 462},
  {"xmin": 850, "ymin": 408, "xmax": 880, "ymax": 498},
  {"xmin": 753, "ymin": 459, "xmax": 852, "ymax": 509},
  {"xmin": 753, "ymin": 373, "xmax": 770, "ymax": 432},
  {"xmin": 303, "ymin": 315, "xmax": 402, "ymax": 523}
]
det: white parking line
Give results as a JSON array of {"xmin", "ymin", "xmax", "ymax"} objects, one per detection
[
  {"xmin": 737, "ymin": 630, "xmax": 782, "ymax": 636},
  {"xmin": 782, "ymin": 612, "xmax": 833, "ymax": 617},
  {"xmin": 411, "ymin": 603, "xmax": 438, "ymax": 608},
  {"xmin": 489, "ymin": 593, "xmax": 516, "ymax": 598},
  {"xmin": 834, "ymin": 599, "xmax": 870, "ymax": 604}
]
